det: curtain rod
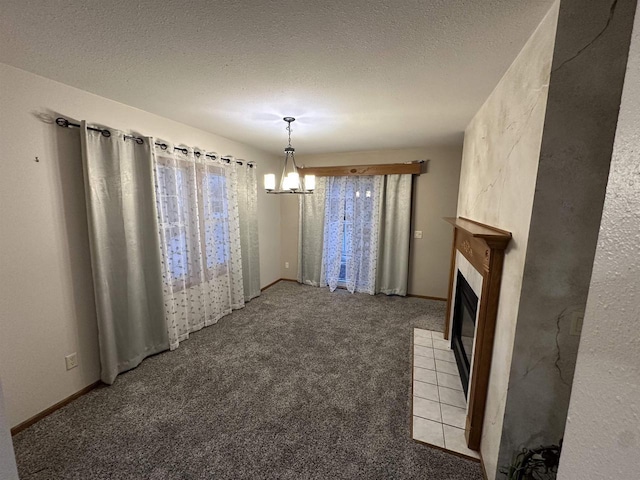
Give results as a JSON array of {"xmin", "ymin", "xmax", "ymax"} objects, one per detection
[{"xmin": 55, "ymin": 117, "xmax": 254, "ymax": 167}]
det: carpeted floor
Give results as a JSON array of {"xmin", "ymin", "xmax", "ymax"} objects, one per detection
[{"xmin": 13, "ymin": 282, "xmax": 483, "ymax": 479}]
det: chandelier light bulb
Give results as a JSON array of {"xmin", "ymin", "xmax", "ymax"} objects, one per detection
[
  {"xmin": 287, "ymin": 172, "xmax": 300, "ymax": 190},
  {"xmin": 304, "ymin": 174, "xmax": 316, "ymax": 191},
  {"xmin": 264, "ymin": 173, "xmax": 276, "ymax": 191}
]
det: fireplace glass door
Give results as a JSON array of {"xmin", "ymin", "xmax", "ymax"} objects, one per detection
[{"xmin": 452, "ymin": 271, "xmax": 478, "ymax": 398}]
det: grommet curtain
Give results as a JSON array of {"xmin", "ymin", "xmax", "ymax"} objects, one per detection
[
  {"xmin": 236, "ymin": 164, "xmax": 261, "ymax": 301},
  {"xmin": 153, "ymin": 143, "xmax": 245, "ymax": 350},
  {"xmin": 80, "ymin": 121, "xmax": 260, "ymax": 383},
  {"xmin": 297, "ymin": 177, "xmax": 328, "ymax": 287},
  {"xmin": 80, "ymin": 123, "xmax": 168, "ymax": 384}
]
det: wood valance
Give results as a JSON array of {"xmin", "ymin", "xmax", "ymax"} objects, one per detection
[{"xmin": 298, "ymin": 162, "xmax": 423, "ymax": 177}]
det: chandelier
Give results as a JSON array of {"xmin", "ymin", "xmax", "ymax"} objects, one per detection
[{"xmin": 264, "ymin": 117, "xmax": 315, "ymax": 194}]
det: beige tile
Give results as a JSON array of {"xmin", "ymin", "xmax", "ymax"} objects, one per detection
[
  {"xmin": 431, "ymin": 331, "xmax": 445, "ymax": 341},
  {"xmin": 414, "ymin": 336, "xmax": 433, "ymax": 348},
  {"xmin": 413, "ymin": 381, "xmax": 440, "ymax": 402},
  {"xmin": 432, "ymin": 338, "xmax": 452, "ymax": 351},
  {"xmin": 413, "ymin": 397, "xmax": 442, "ymax": 422},
  {"xmin": 438, "ymin": 386, "xmax": 466, "ymax": 409},
  {"xmin": 413, "ymin": 367, "xmax": 437, "ymax": 385},
  {"xmin": 414, "ymin": 345, "xmax": 435, "ymax": 358},
  {"xmin": 441, "ymin": 403, "xmax": 467, "ymax": 429},
  {"xmin": 435, "ymin": 359, "xmax": 459, "ymax": 376},
  {"xmin": 434, "ymin": 349, "xmax": 455, "ymax": 362},
  {"xmin": 414, "ymin": 355, "xmax": 436, "ymax": 371},
  {"xmin": 412, "ymin": 416, "xmax": 445, "ymax": 448},
  {"xmin": 443, "ymin": 424, "xmax": 480, "ymax": 459},
  {"xmin": 437, "ymin": 372, "xmax": 463, "ymax": 391},
  {"xmin": 414, "ymin": 328, "xmax": 432, "ymax": 339}
]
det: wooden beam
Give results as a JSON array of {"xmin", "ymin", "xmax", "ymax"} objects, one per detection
[{"xmin": 298, "ymin": 162, "xmax": 422, "ymax": 177}]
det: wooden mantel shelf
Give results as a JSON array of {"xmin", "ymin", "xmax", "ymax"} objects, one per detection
[
  {"xmin": 444, "ymin": 217, "xmax": 511, "ymax": 249},
  {"xmin": 443, "ymin": 216, "xmax": 512, "ymax": 452}
]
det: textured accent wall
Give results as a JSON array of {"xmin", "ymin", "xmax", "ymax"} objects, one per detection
[
  {"xmin": 497, "ymin": 0, "xmax": 637, "ymax": 472},
  {"xmin": 457, "ymin": 5, "xmax": 560, "ymax": 478},
  {"xmin": 558, "ymin": 3, "xmax": 640, "ymax": 477},
  {"xmin": 459, "ymin": 0, "xmax": 637, "ymax": 477}
]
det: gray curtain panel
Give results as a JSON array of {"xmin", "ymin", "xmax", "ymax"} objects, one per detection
[
  {"xmin": 376, "ymin": 174, "xmax": 413, "ymax": 296},
  {"xmin": 297, "ymin": 176, "xmax": 327, "ymax": 286},
  {"xmin": 80, "ymin": 122, "xmax": 168, "ymax": 384},
  {"xmin": 237, "ymin": 163, "xmax": 261, "ymax": 301}
]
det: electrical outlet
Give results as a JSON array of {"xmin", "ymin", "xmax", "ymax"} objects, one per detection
[
  {"xmin": 65, "ymin": 353, "xmax": 78, "ymax": 370},
  {"xmin": 285, "ymin": 262, "xmax": 290, "ymax": 269},
  {"xmin": 570, "ymin": 313, "xmax": 584, "ymax": 336},
  {"xmin": 414, "ymin": 230, "xmax": 423, "ymax": 239}
]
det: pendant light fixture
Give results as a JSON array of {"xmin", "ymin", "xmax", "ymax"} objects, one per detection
[{"xmin": 264, "ymin": 117, "xmax": 315, "ymax": 194}]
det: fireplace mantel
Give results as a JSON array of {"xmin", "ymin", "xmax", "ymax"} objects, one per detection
[{"xmin": 443, "ymin": 217, "xmax": 512, "ymax": 451}]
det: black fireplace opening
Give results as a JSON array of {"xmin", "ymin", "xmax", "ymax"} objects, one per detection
[{"xmin": 452, "ymin": 270, "xmax": 478, "ymax": 399}]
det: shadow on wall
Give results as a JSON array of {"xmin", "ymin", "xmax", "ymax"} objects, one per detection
[{"xmin": 38, "ymin": 110, "xmax": 100, "ymax": 375}]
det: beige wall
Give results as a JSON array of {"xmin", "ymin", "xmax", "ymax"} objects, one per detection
[
  {"xmin": 0, "ymin": 382, "xmax": 18, "ymax": 480},
  {"xmin": 279, "ymin": 147, "xmax": 462, "ymax": 298},
  {"xmin": 457, "ymin": 4, "xmax": 558, "ymax": 478},
  {"xmin": 0, "ymin": 63, "xmax": 282, "ymax": 428}
]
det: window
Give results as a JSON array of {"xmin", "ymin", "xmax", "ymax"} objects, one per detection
[
  {"xmin": 324, "ymin": 176, "xmax": 379, "ymax": 293},
  {"xmin": 200, "ymin": 168, "xmax": 229, "ymax": 276},
  {"xmin": 155, "ymin": 158, "xmax": 231, "ymax": 289},
  {"xmin": 156, "ymin": 163, "xmax": 193, "ymax": 286}
]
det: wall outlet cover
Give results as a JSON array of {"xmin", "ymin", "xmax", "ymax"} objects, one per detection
[
  {"xmin": 65, "ymin": 353, "xmax": 78, "ymax": 370},
  {"xmin": 414, "ymin": 230, "xmax": 423, "ymax": 239},
  {"xmin": 570, "ymin": 313, "xmax": 584, "ymax": 336},
  {"xmin": 285, "ymin": 262, "xmax": 290, "ymax": 269}
]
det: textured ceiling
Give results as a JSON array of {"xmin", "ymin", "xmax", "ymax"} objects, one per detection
[{"xmin": 0, "ymin": 0, "xmax": 554, "ymax": 154}]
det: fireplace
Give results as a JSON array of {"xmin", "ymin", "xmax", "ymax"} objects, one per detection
[
  {"xmin": 451, "ymin": 271, "xmax": 478, "ymax": 398},
  {"xmin": 444, "ymin": 217, "xmax": 511, "ymax": 449}
]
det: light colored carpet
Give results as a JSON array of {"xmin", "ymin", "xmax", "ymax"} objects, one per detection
[{"xmin": 13, "ymin": 281, "xmax": 483, "ymax": 479}]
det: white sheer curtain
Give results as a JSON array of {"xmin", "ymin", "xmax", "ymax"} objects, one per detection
[
  {"xmin": 153, "ymin": 143, "xmax": 244, "ymax": 350},
  {"xmin": 323, "ymin": 176, "xmax": 383, "ymax": 294},
  {"xmin": 81, "ymin": 124, "xmax": 169, "ymax": 384}
]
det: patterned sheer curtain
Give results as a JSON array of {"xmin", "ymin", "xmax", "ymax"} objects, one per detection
[
  {"xmin": 153, "ymin": 143, "xmax": 244, "ymax": 350},
  {"xmin": 323, "ymin": 176, "xmax": 383, "ymax": 294}
]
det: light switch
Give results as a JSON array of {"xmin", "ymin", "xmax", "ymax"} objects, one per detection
[{"xmin": 414, "ymin": 230, "xmax": 423, "ymax": 239}]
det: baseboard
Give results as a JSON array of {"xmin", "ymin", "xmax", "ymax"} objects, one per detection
[
  {"xmin": 260, "ymin": 278, "xmax": 282, "ymax": 291},
  {"xmin": 262, "ymin": 280, "xmax": 446, "ymax": 301},
  {"xmin": 407, "ymin": 293, "xmax": 447, "ymax": 301},
  {"xmin": 260, "ymin": 278, "xmax": 299, "ymax": 292},
  {"xmin": 11, "ymin": 381, "xmax": 102, "ymax": 436}
]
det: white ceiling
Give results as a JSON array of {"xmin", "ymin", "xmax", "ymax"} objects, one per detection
[{"xmin": 0, "ymin": 0, "xmax": 554, "ymax": 155}]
